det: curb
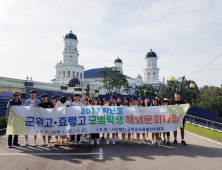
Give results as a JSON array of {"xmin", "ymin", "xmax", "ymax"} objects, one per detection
[{"xmin": 0, "ymin": 128, "xmax": 6, "ymax": 136}]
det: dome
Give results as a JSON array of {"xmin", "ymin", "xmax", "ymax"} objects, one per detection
[
  {"xmin": 114, "ymin": 57, "xmax": 123, "ymax": 63},
  {"xmin": 66, "ymin": 76, "xmax": 80, "ymax": 87},
  {"xmin": 145, "ymin": 49, "xmax": 157, "ymax": 58},
  {"xmin": 64, "ymin": 30, "xmax": 77, "ymax": 40}
]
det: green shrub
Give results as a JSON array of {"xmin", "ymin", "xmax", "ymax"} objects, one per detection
[{"xmin": 0, "ymin": 116, "xmax": 7, "ymax": 129}]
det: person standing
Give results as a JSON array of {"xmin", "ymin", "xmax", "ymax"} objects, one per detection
[
  {"xmin": 137, "ymin": 97, "xmax": 146, "ymax": 144},
  {"xmin": 151, "ymin": 99, "xmax": 160, "ymax": 145},
  {"xmin": 22, "ymin": 90, "xmax": 41, "ymax": 147},
  {"xmin": 70, "ymin": 94, "xmax": 84, "ymax": 145},
  {"xmin": 38, "ymin": 94, "xmax": 54, "ymax": 147},
  {"xmin": 172, "ymin": 92, "xmax": 191, "ymax": 145},
  {"xmin": 6, "ymin": 91, "xmax": 23, "ymax": 148},
  {"xmin": 90, "ymin": 98, "xmax": 100, "ymax": 145}
]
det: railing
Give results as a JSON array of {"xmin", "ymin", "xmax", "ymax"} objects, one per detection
[{"xmin": 185, "ymin": 114, "xmax": 222, "ymax": 131}]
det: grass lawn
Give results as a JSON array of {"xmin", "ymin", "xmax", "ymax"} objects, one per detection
[{"xmin": 185, "ymin": 123, "xmax": 222, "ymax": 142}]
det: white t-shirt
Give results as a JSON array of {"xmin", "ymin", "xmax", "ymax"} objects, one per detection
[
  {"xmin": 72, "ymin": 102, "xmax": 84, "ymax": 106},
  {"xmin": 56, "ymin": 101, "xmax": 70, "ymax": 107},
  {"xmin": 30, "ymin": 100, "xmax": 35, "ymax": 107}
]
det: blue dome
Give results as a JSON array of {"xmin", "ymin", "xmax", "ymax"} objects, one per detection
[
  {"xmin": 64, "ymin": 30, "xmax": 77, "ymax": 40},
  {"xmin": 66, "ymin": 77, "xmax": 80, "ymax": 87},
  {"xmin": 145, "ymin": 49, "xmax": 157, "ymax": 58},
  {"xmin": 114, "ymin": 57, "xmax": 122, "ymax": 63}
]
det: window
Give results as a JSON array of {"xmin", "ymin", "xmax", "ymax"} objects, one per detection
[
  {"xmin": 153, "ymin": 72, "xmax": 155, "ymax": 75},
  {"xmin": 80, "ymin": 73, "xmax": 82, "ymax": 79}
]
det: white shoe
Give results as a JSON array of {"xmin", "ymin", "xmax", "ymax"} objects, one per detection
[
  {"xmin": 156, "ymin": 141, "xmax": 160, "ymax": 145},
  {"xmin": 83, "ymin": 137, "xmax": 88, "ymax": 143},
  {"xmin": 152, "ymin": 141, "xmax": 155, "ymax": 145},
  {"xmin": 96, "ymin": 139, "xmax": 100, "ymax": 145},
  {"xmin": 142, "ymin": 140, "xmax": 146, "ymax": 144},
  {"xmin": 48, "ymin": 143, "xmax": 51, "ymax": 147},
  {"xmin": 138, "ymin": 141, "xmax": 141, "ymax": 144},
  {"xmin": 116, "ymin": 136, "xmax": 119, "ymax": 141},
  {"xmin": 71, "ymin": 141, "xmax": 74, "ymax": 145},
  {"xmin": 112, "ymin": 139, "xmax": 116, "ymax": 145},
  {"xmin": 40, "ymin": 142, "xmax": 46, "ymax": 147},
  {"xmin": 78, "ymin": 141, "xmax": 82, "ymax": 145},
  {"xmin": 106, "ymin": 139, "xmax": 110, "ymax": 145},
  {"xmin": 91, "ymin": 139, "xmax": 95, "ymax": 145},
  {"xmin": 22, "ymin": 143, "xmax": 27, "ymax": 147},
  {"xmin": 33, "ymin": 141, "xmax": 36, "ymax": 147}
]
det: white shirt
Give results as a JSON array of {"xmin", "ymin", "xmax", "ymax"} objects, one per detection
[
  {"xmin": 71, "ymin": 101, "xmax": 84, "ymax": 106},
  {"xmin": 30, "ymin": 100, "xmax": 35, "ymax": 107},
  {"xmin": 56, "ymin": 101, "xmax": 70, "ymax": 107}
]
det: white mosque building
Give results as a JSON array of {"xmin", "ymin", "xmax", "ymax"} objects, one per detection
[{"xmin": 51, "ymin": 31, "xmax": 162, "ymax": 95}]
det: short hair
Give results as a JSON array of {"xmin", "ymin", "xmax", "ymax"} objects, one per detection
[
  {"xmin": 30, "ymin": 90, "xmax": 37, "ymax": 94},
  {"xmin": 67, "ymin": 97, "xmax": 73, "ymax": 102},
  {"xmin": 41, "ymin": 93, "xmax": 48, "ymax": 97},
  {"xmin": 103, "ymin": 98, "xmax": 107, "ymax": 101},
  {"xmin": 175, "ymin": 92, "xmax": 181, "ymax": 95},
  {"xmin": 51, "ymin": 96, "xmax": 56, "ymax": 99},
  {"xmin": 13, "ymin": 91, "xmax": 20, "ymax": 95},
  {"xmin": 60, "ymin": 96, "xmax": 67, "ymax": 104}
]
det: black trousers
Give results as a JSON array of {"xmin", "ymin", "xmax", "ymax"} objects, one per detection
[
  {"xmin": 8, "ymin": 135, "xmax": 18, "ymax": 146},
  {"xmin": 91, "ymin": 133, "xmax": 100, "ymax": 139},
  {"xmin": 71, "ymin": 135, "xmax": 80, "ymax": 141}
]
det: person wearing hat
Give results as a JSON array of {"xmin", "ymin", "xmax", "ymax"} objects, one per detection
[
  {"xmin": 22, "ymin": 90, "xmax": 41, "ymax": 147},
  {"xmin": 38, "ymin": 93, "xmax": 54, "ymax": 147},
  {"xmin": 161, "ymin": 98, "xmax": 171, "ymax": 145},
  {"xmin": 70, "ymin": 94, "xmax": 84, "ymax": 145},
  {"xmin": 171, "ymin": 92, "xmax": 191, "ymax": 145}
]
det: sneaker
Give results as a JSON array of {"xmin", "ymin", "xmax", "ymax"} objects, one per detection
[
  {"xmin": 54, "ymin": 141, "xmax": 60, "ymax": 146},
  {"xmin": 48, "ymin": 143, "xmax": 51, "ymax": 147},
  {"xmin": 8, "ymin": 145, "xmax": 12, "ymax": 148},
  {"xmin": 181, "ymin": 141, "xmax": 187, "ymax": 145},
  {"xmin": 83, "ymin": 137, "xmax": 89, "ymax": 143},
  {"xmin": 33, "ymin": 141, "xmax": 37, "ymax": 147},
  {"xmin": 22, "ymin": 143, "xmax": 27, "ymax": 147},
  {"xmin": 40, "ymin": 142, "xmax": 46, "ymax": 147},
  {"xmin": 116, "ymin": 136, "xmax": 119, "ymax": 141},
  {"xmin": 78, "ymin": 141, "xmax": 82, "ymax": 145},
  {"xmin": 106, "ymin": 139, "xmax": 110, "ymax": 145},
  {"xmin": 163, "ymin": 140, "xmax": 166, "ymax": 143},
  {"xmin": 138, "ymin": 141, "xmax": 141, "ymax": 144},
  {"xmin": 159, "ymin": 138, "xmax": 163, "ymax": 141},
  {"xmin": 152, "ymin": 141, "xmax": 155, "ymax": 145},
  {"xmin": 91, "ymin": 139, "xmax": 95, "ymax": 145},
  {"xmin": 61, "ymin": 141, "xmax": 65, "ymax": 146},
  {"xmin": 112, "ymin": 139, "xmax": 116, "ymax": 145},
  {"xmin": 70, "ymin": 141, "xmax": 74, "ymax": 145},
  {"xmin": 167, "ymin": 142, "xmax": 170, "ymax": 145},
  {"xmin": 156, "ymin": 141, "xmax": 160, "ymax": 145},
  {"xmin": 13, "ymin": 143, "xmax": 20, "ymax": 146},
  {"xmin": 96, "ymin": 139, "xmax": 100, "ymax": 145},
  {"xmin": 142, "ymin": 140, "xmax": 146, "ymax": 144},
  {"xmin": 173, "ymin": 139, "xmax": 177, "ymax": 144}
]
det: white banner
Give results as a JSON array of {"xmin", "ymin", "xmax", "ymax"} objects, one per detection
[{"xmin": 6, "ymin": 104, "xmax": 189, "ymax": 135}]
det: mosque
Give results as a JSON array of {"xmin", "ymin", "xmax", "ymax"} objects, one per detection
[{"xmin": 0, "ymin": 30, "xmax": 162, "ymax": 97}]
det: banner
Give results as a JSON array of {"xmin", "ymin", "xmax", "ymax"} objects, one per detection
[{"xmin": 6, "ymin": 104, "xmax": 189, "ymax": 135}]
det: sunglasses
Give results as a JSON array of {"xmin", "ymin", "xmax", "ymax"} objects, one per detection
[{"xmin": 13, "ymin": 95, "xmax": 19, "ymax": 96}]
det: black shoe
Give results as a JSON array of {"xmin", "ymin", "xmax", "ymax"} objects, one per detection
[
  {"xmin": 13, "ymin": 143, "xmax": 20, "ymax": 146},
  {"xmin": 181, "ymin": 141, "xmax": 187, "ymax": 145},
  {"xmin": 173, "ymin": 139, "xmax": 177, "ymax": 144},
  {"xmin": 159, "ymin": 138, "xmax": 163, "ymax": 141},
  {"xmin": 101, "ymin": 137, "xmax": 104, "ymax": 140},
  {"xmin": 163, "ymin": 140, "xmax": 166, "ymax": 143},
  {"xmin": 167, "ymin": 142, "xmax": 170, "ymax": 145}
]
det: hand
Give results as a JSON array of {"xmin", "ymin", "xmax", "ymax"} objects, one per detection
[
  {"xmin": 189, "ymin": 104, "xmax": 191, "ymax": 108},
  {"xmin": 33, "ymin": 105, "xmax": 36, "ymax": 107},
  {"xmin": 37, "ymin": 106, "xmax": 40, "ymax": 108},
  {"xmin": 129, "ymin": 103, "xmax": 132, "ymax": 106}
]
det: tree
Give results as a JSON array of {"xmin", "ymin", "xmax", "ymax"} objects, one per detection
[
  {"xmin": 158, "ymin": 79, "xmax": 199, "ymax": 103},
  {"xmin": 136, "ymin": 84, "xmax": 157, "ymax": 96},
  {"xmin": 97, "ymin": 67, "xmax": 132, "ymax": 95},
  {"xmin": 193, "ymin": 85, "xmax": 222, "ymax": 118}
]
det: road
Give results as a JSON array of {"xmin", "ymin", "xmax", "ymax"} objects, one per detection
[{"xmin": 0, "ymin": 131, "xmax": 222, "ymax": 170}]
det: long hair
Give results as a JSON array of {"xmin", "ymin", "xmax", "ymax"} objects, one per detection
[
  {"xmin": 152, "ymin": 99, "xmax": 159, "ymax": 106},
  {"xmin": 116, "ymin": 97, "xmax": 123, "ymax": 106},
  {"xmin": 109, "ymin": 95, "xmax": 115, "ymax": 106},
  {"xmin": 123, "ymin": 97, "xmax": 130, "ymax": 106},
  {"xmin": 144, "ymin": 98, "xmax": 151, "ymax": 106},
  {"xmin": 92, "ymin": 97, "xmax": 100, "ymax": 105},
  {"xmin": 137, "ymin": 97, "xmax": 145, "ymax": 107}
]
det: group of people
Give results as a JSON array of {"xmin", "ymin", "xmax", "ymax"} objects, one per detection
[{"xmin": 6, "ymin": 90, "xmax": 190, "ymax": 148}]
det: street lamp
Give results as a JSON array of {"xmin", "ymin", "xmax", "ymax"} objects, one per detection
[{"xmin": 169, "ymin": 76, "xmax": 195, "ymax": 92}]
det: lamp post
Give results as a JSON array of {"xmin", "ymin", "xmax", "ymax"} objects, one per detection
[{"xmin": 169, "ymin": 76, "xmax": 195, "ymax": 92}]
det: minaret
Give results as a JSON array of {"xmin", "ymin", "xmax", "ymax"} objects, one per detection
[
  {"xmin": 114, "ymin": 57, "xmax": 123, "ymax": 73},
  {"xmin": 143, "ymin": 49, "xmax": 159, "ymax": 83}
]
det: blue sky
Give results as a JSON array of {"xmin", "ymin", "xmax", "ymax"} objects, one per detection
[{"xmin": 0, "ymin": 0, "xmax": 221, "ymax": 87}]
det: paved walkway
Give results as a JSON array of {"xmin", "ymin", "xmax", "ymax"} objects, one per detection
[{"xmin": 0, "ymin": 131, "xmax": 222, "ymax": 170}]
